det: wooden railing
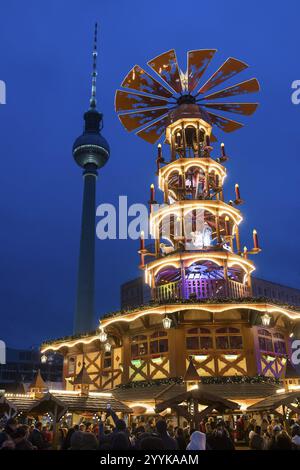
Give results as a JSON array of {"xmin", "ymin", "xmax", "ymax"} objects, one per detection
[{"xmin": 154, "ymin": 278, "xmax": 250, "ymax": 302}]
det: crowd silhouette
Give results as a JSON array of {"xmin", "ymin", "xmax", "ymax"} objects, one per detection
[{"xmin": 1, "ymin": 409, "xmax": 300, "ymax": 451}]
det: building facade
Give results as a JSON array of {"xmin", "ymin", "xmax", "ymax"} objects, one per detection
[{"xmin": 0, "ymin": 348, "xmax": 63, "ymax": 392}]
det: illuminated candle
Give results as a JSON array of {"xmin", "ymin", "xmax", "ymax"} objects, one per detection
[
  {"xmin": 150, "ymin": 184, "xmax": 155, "ymax": 202},
  {"xmin": 156, "ymin": 144, "xmax": 162, "ymax": 172},
  {"xmin": 243, "ymin": 246, "xmax": 248, "ymax": 259},
  {"xmin": 253, "ymin": 229, "xmax": 259, "ymax": 249},
  {"xmin": 235, "ymin": 183, "xmax": 241, "ymax": 200},
  {"xmin": 225, "ymin": 216, "xmax": 230, "ymax": 235},
  {"xmin": 221, "ymin": 142, "xmax": 226, "ymax": 157},
  {"xmin": 157, "ymin": 143, "xmax": 162, "ymax": 159},
  {"xmin": 140, "ymin": 231, "xmax": 145, "ymax": 251}
]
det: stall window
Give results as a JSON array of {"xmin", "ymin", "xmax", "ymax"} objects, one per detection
[
  {"xmin": 273, "ymin": 332, "xmax": 287, "ymax": 354},
  {"xmin": 131, "ymin": 335, "xmax": 148, "ymax": 358},
  {"xmin": 258, "ymin": 329, "xmax": 273, "ymax": 352},
  {"xmin": 103, "ymin": 352, "xmax": 112, "ymax": 369},
  {"xmin": 150, "ymin": 331, "xmax": 168, "ymax": 354},
  {"xmin": 215, "ymin": 327, "xmax": 243, "ymax": 350},
  {"xmin": 186, "ymin": 327, "xmax": 213, "ymax": 350},
  {"xmin": 68, "ymin": 357, "xmax": 76, "ymax": 375}
]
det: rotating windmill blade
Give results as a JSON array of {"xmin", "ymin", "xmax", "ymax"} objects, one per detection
[{"xmin": 115, "ymin": 49, "xmax": 260, "ymax": 144}]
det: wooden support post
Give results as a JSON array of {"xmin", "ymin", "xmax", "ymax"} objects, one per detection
[
  {"xmin": 164, "ymin": 179, "xmax": 169, "ymax": 204},
  {"xmin": 215, "ymin": 213, "xmax": 221, "ymax": 244},
  {"xmin": 205, "ymin": 171, "xmax": 210, "ymax": 198},
  {"xmin": 171, "ymin": 134, "xmax": 176, "ymax": 161},
  {"xmin": 182, "ymin": 123, "xmax": 186, "ymax": 158},
  {"xmin": 235, "ymin": 225, "xmax": 241, "ymax": 254},
  {"xmin": 180, "ymin": 261, "xmax": 186, "ymax": 299}
]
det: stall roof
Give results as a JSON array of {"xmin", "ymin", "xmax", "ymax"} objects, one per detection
[
  {"xmin": 52, "ymin": 392, "xmax": 131, "ymax": 414},
  {"xmin": 113, "ymin": 381, "xmax": 280, "ymax": 403},
  {"xmin": 247, "ymin": 390, "xmax": 300, "ymax": 412},
  {"xmin": 0, "ymin": 391, "xmax": 131, "ymax": 416},
  {"xmin": 155, "ymin": 389, "xmax": 239, "ymax": 414}
]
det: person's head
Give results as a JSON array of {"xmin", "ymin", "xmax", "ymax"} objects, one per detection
[
  {"xmin": 156, "ymin": 419, "xmax": 167, "ymax": 435},
  {"xmin": 135, "ymin": 425, "xmax": 146, "ymax": 436},
  {"xmin": 12, "ymin": 427, "xmax": 28, "ymax": 442},
  {"xmin": 216, "ymin": 419, "xmax": 225, "ymax": 429},
  {"xmin": 112, "ymin": 432, "xmax": 129, "ymax": 450},
  {"xmin": 85, "ymin": 422, "xmax": 92, "ymax": 431},
  {"xmin": 275, "ymin": 430, "xmax": 292, "ymax": 449},
  {"xmin": 80, "ymin": 432, "xmax": 98, "ymax": 450},
  {"xmin": 140, "ymin": 435, "xmax": 165, "ymax": 450},
  {"xmin": 188, "ymin": 431, "xmax": 206, "ymax": 450},
  {"xmin": 79, "ymin": 423, "xmax": 86, "ymax": 432},
  {"xmin": 116, "ymin": 419, "xmax": 126, "ymax": 432},
  {"xmin": 291, "ymin": 425, "xmax": 300, "ymax": 437},
  {"xmin": 254, "ymin": 425, "xmax": 261, "ymax": 436},
  {"xmin": 73, "ymin": 424, "xmax": 79, "ymax": 431},
  {"xmin": 273, "ymin": 424, "xmax": 281, "ymax": 435},
  {"xmin": 70, "ymin": 431, "xmax": 84, "ymax": 450},
  {"xmin": 205, "ymin": 422, "xmax": 212, "ymax": 434},
  {"xmin": 5, "ymin": 418, "xmax": 17, "ymax": 434},
  {"xmin": 35, "ymin": 421, "xmax": 42, "ymax": 431}
]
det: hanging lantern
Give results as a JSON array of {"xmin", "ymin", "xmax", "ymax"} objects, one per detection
[
  {"xmin": 41, "ymin": 354, "xmax": 47, "ymax": 364},
  {"xmin": 99, "ymin": 328, "xmax": 107, "ymax": 343},
  {"xmin": 104, "ymin": 342, "xmax": 111, "ymax": 353},
  {"xmin": 261, "ymin": 313, "xmax": 271, "ymax": 327},
  {"xmin": 163, "ymin": 316, "xmax": 172, "ymax": 329}
]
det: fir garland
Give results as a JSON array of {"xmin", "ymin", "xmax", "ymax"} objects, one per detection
[
  {"xmin": 42, "ymin": 296, "xmax": 299, "ymax": 347},
  {"xmin": 116, "ymin": 375, "xmax": 280, "ymax": 390}
]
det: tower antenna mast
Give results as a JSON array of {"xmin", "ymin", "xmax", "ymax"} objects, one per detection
[{"xmin": 90, "ymin": 22, "xmax": 98, "ymax": 110}]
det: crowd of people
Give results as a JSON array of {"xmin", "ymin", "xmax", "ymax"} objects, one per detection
[{"xmin": 1, "ymin": 410, "xmax": 300, "ymax": 451}]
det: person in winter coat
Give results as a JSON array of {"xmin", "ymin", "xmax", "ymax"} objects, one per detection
[{"xmin": 186, "ymin": 431, "xmax": 206, "ymax": 450}]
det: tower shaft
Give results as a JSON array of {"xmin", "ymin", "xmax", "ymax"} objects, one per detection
[
  {"xmin": 72, "ymin": 24, "xmax": 110, "ymax": 333},
  {"xmin": 74, "ymin": 166, "xmax": 97, "ymax": 333}
]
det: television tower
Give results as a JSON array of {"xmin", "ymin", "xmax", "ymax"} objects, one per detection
[{"xmin": 73, "ymin": 23, "xmax": 110, "ymax": 333}]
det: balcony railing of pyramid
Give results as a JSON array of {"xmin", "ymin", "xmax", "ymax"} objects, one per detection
[{"xmin": 154, "ymin": 278, "xmax": 250, "ymax": 302}]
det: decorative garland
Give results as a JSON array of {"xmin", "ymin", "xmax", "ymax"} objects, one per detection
[
  {"xmin": 116, "ymin": 375, "xmax": 281, "ymax": 390},
  {"xmin": 42, "ymin": 296, "xmax": 299, "ymax": 347}
]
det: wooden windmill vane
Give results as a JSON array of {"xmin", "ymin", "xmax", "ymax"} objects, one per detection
[{"xmin": 115, "ymin": 49, "xmax": 260, "ymax": 144}]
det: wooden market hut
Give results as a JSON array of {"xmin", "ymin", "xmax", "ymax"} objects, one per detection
[
  {"xmin": 247, "ymin": 390, "xmax": 300, "ymax": 420},
  {"xmin": 155, "ymin": 388, "xmax": 239, "ymax": 426}
]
